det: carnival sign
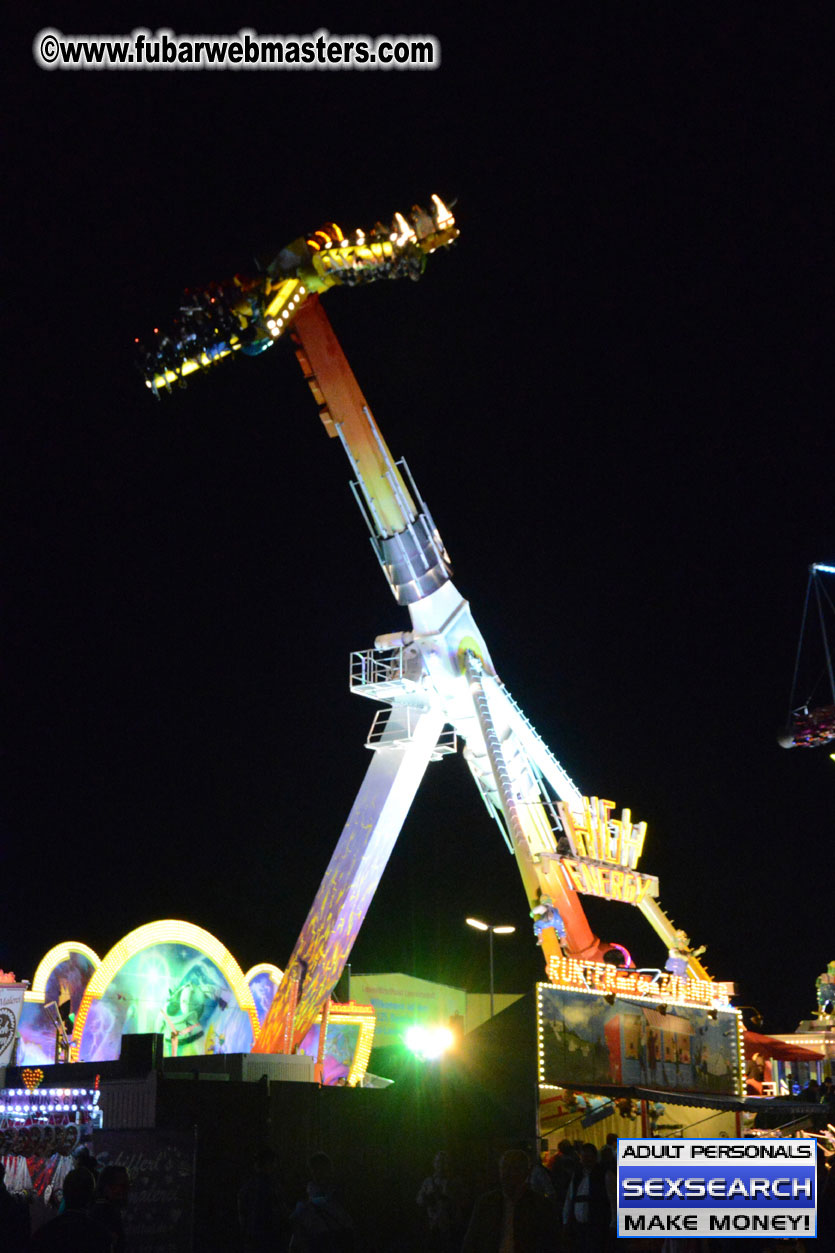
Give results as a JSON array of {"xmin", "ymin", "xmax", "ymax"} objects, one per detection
[
  {"xmin": 0, "ymin": 983, "xmax": 27, "ymax": 1066},
  {"xmin": 553, "ymin": 797, "xmax": 659, "ymax": 905}
]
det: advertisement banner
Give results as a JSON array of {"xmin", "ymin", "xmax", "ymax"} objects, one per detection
[
  {"xmin": 617, "ymin": 1137, "xmax": 816, "ymax": 1239},
  {"xmin": 0, "ymin": 983, "xmax": 27, "ymax": 1065}
]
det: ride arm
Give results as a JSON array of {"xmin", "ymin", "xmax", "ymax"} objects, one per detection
[
  {"xmin": 461, "ymin": 652, "xmax": 605, "ymax": 962},
  {"xmin": 253, "ymin": 705, "xmax": 445, "ymax": 1054},
  {"xmin": 291, "ymin": 297, "xmax": 452, "ymax": 605}
]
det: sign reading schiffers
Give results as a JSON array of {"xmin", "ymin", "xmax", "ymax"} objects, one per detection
[{"xmin": 555, "ymin": 797, "xmax": 659, "ymax": 906}]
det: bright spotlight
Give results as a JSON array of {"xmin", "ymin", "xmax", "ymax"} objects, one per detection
[{"xmin": 405, "ymin": 1024, "xmax": 455, "ymax": 1060}]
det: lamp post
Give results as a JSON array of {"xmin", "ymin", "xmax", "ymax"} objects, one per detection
[{"xmin": 466, "ymin": 918, "xmax": 516, "ymax": 1019}]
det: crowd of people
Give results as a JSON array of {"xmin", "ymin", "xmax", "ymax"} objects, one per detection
[
  {"xmin": 235, "ymin": 1139, "xmax": 618, "ymax": 1253},
  {"xmin": 0, "ymin": 1155, "xmax": 129, "ymax": 1251},
  {"xmin": 413, "ymin": 1133, "xmax": 835, "ymax": 1253},
  {"xmin": 3, "ymin": 1125, "xmax": 833, "ymax": 1251},
  {"xmin": 413, "ymin": 1139, "xmax": 619, "ymax": 1253},
  {"xmin": 237, "ymin": 1146, "xmax": 355, "ymax": 1252}
]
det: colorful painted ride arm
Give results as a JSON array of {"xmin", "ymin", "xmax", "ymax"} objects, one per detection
[
  {"xmin": 291, "ymin": 298, "xmax": 451, "ymax": 604},
  {"xmin": 286, "ymin": 299, "xmax": 611, "ymax": 976},
  {"xmin": 253, "ymin": 705, "xmax": 445, "ymax": 1054}
]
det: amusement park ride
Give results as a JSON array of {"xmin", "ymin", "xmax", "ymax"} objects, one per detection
[
  {"xmin": 141, "ymin": 197, "xmax": 728, "ymax": 1060},
  {"xmin": 779, "ymin": 563, "xmax": 835, "ymax": 752}
]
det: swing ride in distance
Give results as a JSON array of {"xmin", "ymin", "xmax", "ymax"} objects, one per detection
[{"xmin": 778, "ymin": 563, "xmax": 835, "ymax": 754}]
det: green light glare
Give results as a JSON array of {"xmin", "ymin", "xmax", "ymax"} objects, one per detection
[{"xmin": 405, "ymin": 1024, "xmax": 454, "ymax": 1059}]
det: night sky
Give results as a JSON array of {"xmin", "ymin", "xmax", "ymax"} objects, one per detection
[{"xmin": 5, "ymin": 6, "xmax": 833, "ymax": 1035}]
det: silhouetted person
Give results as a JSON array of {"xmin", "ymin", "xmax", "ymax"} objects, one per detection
[
  {"xmin": 71, "ymin": 1146, "xmax": 99, "ymax": 1180},
  {"xmin": 289, "ymin": 1151, "xmax": 354, "ymax": 1251},
  {"xmin": 238, "ymin": 1146, "xmax": 290, "ymax": 1252},
  {"xmin": 30, "ymin": 1167, "xmax": 113, "ymax": 1251},
  {"xmin": 0, "ymin": 1161, "xmax": 30, "ymax": 1251},
  {"xmin": 562, "ymin": 1144, "xmax": 610, "ymax": 1253},
  {"xmin": 801, "ymin": 1078, "xmax": 821, "ymax": 1103},
  {"xmin": 599, "ymin": 1145, "xmax": 617, "ymax": 1250},
  {"xmin": 545, "ymin": 1140, "xmax": 576, "ymax": 1225},
  {"xmin": 462, "ymin": 1148, "xmax": 557, "ymax": 1252},
  {"xmin": 91, "ymin": 1165, "xmax": 129, "ymax": 1253},
  {"xmin": 416, "ymin": 1150, "xmax": 466, "ymax": 1250}
]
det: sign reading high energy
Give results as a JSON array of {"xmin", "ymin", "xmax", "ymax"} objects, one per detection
[
  {"xmin": 617, "ymin": 1139, "xmax": 816, "ymax": 1239},
  {"xmin": 555, "ymin": 797, "xmax": 658, "ymax": 906}
]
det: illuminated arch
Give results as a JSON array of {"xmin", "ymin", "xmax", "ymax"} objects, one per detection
[
  {"xmin": 244, "ymin": 962, "xmax": 284, "ymax": 984},
  {"xmin": 245, "ymin": 963, "xmax": 284, "ymax": 1028},
  {"xmin": 26, "ymin": 941, "xmax": 101, "ymax": 1004},
  {"xmin": 15, "ymin": 942, "xmax": 102, "ymax": 1065},
  {"xmin": 70, "ymin": 920, "xmax": 259, "ymax": 1061}
]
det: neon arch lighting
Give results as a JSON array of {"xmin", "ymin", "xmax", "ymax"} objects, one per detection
[
  {"xmin": 70, "ymin": 920, "xmax": 259, "ymax": 1062},
  {"xmin": 25, "ymin": 941, "xmax": 102, "ymax": 1006}
]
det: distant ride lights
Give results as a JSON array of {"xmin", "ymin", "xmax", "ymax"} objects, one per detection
[
  {"xmin": 0, "ymin": 1086, "xmax": 102, "ymax": 1157},
  {"xmin": 779, "ymin": 562, "xmax": 835, "ymax": 751}
]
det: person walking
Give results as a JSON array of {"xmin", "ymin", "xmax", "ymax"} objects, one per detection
[{"xmin": 462, "ymin": 1148, "xmax": 558, "ymax": 1252}]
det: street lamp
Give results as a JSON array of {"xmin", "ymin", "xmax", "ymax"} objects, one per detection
[{"xmin": 466, "ymin": 917, "xmax": 516, "ymax": 1019}]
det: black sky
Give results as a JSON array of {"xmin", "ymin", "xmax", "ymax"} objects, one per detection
[{"xmin": 4, "ymin": 4, "xmax": 833, "ymax": 1033}]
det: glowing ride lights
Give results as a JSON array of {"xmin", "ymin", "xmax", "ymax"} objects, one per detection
[
  {"xmin": 138, "ymin": 197, "xmax": 458, "ymax": 395},
  {"xmin": 69, "ymin": 919, "xmax": 260, "ymax": 1062},
  {"xmin": 465, "ymin": 918, "xmax": 516, "ymax": 1019},
  {"xmin": 405, "ymin": 1023, "xmax": 455, "ymax": 1060},
  {"xmin": 0, "ymin": 1087, "xmax": 102, "ymax": 1120},
  {"xmin": 0, "ymin": 1085, "xmax": 102, "ymax": 1158},
  {"xmin": 545, "ymin": 955, "xmax": 734, "ymax": 1009},
  {"xmin": 13, "ymin": 928, "xmax": 377, "ymax": 1088}
]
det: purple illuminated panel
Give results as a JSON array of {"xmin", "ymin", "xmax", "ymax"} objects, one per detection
[
  {"xmin": 17, "ymin": 952, "xmax": 96, "ymax": 1065},
  {"xmin": 298, "ymin": 1021, "xmax": 362, "ymax": 1086}
]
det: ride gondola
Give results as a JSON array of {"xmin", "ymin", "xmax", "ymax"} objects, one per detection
[{"xmin": 778, "ymin": 563, "xmax": 835, "ymax": 750}]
